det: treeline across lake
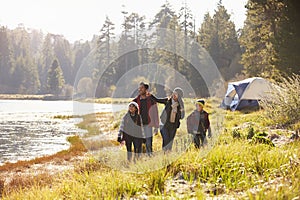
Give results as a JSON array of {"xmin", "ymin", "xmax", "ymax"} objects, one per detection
[{"xmin": 0, "ymin": 0, "xmax": 299, "ymax": 97}]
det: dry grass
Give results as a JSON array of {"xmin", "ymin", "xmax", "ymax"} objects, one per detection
[
  {"xmin": 76, "ymin": 112, "xmax": 115, "ymax": 136},
  {"xmin": 261, "ymin": 74, "xmax": 300, "ymax": 127},
  {"xmin": 80, "ymin": 97, "xmax": 131, "ymax": 104},
  {"xmin": 0, "ymin": 94, "xmax": 45, "ymax": 100},
  {"xmin": 53, "ymin": 115, "xmax": 82, "ymax": 119}
]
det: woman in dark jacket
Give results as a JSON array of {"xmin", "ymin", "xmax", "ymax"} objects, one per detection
[
  {"xmin": 152, "ymin": 87, "xmax": 185, "ymax": 151},
  {"xmin": 118, "ymin": 102, "xmax": 144, "ymax": 161}
]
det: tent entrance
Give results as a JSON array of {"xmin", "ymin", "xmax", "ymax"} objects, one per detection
[{"xmin": 221, "ymin": 77, "xmax": 273, "ymax": 111}]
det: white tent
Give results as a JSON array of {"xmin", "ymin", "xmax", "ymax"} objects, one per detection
[{"xmin": 221, "ymin": 77, "xmax": 273, "ymax": 111}]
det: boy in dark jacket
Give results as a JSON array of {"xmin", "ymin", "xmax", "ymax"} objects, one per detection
[
  {"xmin": 187, "ymin": 99, "xmax": 211, "ymax": 148},
  {"xmin": 118, "ymin": 102, "xmax": 144, "ymax": 161}
]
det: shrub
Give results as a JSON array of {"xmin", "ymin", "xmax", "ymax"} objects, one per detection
[
  {"xmin": 261, "ymin": 74, "xmax": 300, "ymax": 127},
  {"xmin": 232, "ymin": 128, "xmax": 241, "ymax": 139},
  {"xmin": 256, "ymin": 132, "xmax": 268, "ymax": 137},
  {"xmin": 247, "ymin": 126, "xmax": 255, "ymax": 139},
  {"xmin": 251, "ymin": 133, "xmax": 275, "ymax": 147}
]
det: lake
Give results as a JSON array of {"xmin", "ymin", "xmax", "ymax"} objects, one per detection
[{"xmin": 0, "ymin": 100, "xmax": 126, "ymax": 165}]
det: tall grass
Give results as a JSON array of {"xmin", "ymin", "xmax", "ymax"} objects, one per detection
[
  {"xmin": 4, "ymin": 138, "xmax": 299, "ymax": 199},
  {"xmin": 261, "ymin": 74, "xmax": 300, "ymax": 127},
  {"xmin": 81, "ymin": 97, "xmax": 132, "ymax": 104}
]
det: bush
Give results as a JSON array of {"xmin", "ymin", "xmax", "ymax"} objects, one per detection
[
  {"xmin": 247, "ymin": 126, "xmax": 255, "ymax": 139},
  {"xmin": 256, "ymin": 132, "xmax": 268, "ymax": 137},
  {"xmin": 232, "ymin": 128, "xmax": 241, "ymax": 139},
  {"xmin": 251, "ymin": 135, "xmax": 275, "ymax": 147},
  {"xmin": 261, "ymin": 74, "xmax": 300, "ymax": 127}
]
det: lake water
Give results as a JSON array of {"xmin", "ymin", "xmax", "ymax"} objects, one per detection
[{"xmin": 0, "ymin": 100, "xmax": 126, "ymax": 165}]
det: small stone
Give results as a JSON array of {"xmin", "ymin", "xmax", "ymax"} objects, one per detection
[
  {"xmin": 175, "ymin": 171, "xmax": 184, "ymax": 180},
  {"xmin": 177, "ymin": 179, "xmax": 187, "ymax": 185}
]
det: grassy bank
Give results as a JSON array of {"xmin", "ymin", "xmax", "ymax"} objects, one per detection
[
  {"xmin": 80, "ymin": 97, "xmax": 132, "ymax": 104},
  {"xmin": 0, "ymin": 136, "xmax": 86, "ymax": 172},
  {"xmin": 1, "ymin": 98, "xmax": 300, "ymax": 199},
  {"xmin": 0, "ymin": 94, "xmax": 45, "ymax": 100},
  {"xmin": 0, "ymin": 94, "xmax": 72, "ymax": 101},
  {"xmin": 0, "ymin": 135, "xmax": 87, "ymax": 196}
]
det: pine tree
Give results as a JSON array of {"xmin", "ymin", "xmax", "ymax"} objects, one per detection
[
  {"xmin": 240, "ymin": 0, "xmax": 284, "ymax": 79},
  {"xmin": 40, "ymin": 33, "xmax": 55, "ymax": 93},
  {"xmin": 10, "ymin": 24, "xmax": 40, "ymax": 93},
  {"xmin": 127, "ymin": 12, "xmax": 147, "ymax": 66},
  {"xmin": 97, "ymin": 16, "xmax": 115, "ymax": 69},
  {"xmin": 149, "ymin": 1, "xmax": 176, "ymax": 50},
  {"xmin": 198, "ymin": 13, "xmax": 214, "ymax": 53},
  {"xmin": 149, "ymin": 2, "xmax": 182, "ymax": 94},
  {"xmin": 179, "ymin": 1, "xmax": 195, "ymax": 58},
  {"xmin": 0, "ymin": 26, "xmax": 13, "ymax": 92},
  {"xmin": 189, "ymin": 40, "xmax": 210, "ymax": 97},
  {"xmin": 73, "ymin": 41, "xmax": 91, "ymax": 80},
  {"xmin": 53, "ymin": 35, "xmax": 73, "ymax": 84},
  {"xmin": 94, "ymin": 16, "xmax": 116, "ymax": 97},
  {"xmin": 198, "ymin": 2, "xmax": 241, "ymax": 80},
  {"xmin": 274, "ymin": 0, "xmax": 300, "ymax": 75},
  {"xmin": 149, "ymin": 2, "xmax": 177, "ymax": 67},
  {"xmin": 47, "ymin": 59, "xmax": 65, "ymax": 95}
]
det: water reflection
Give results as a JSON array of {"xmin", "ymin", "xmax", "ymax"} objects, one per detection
[{"xmin": 0, "ymin": 100, "xmax": 125, "ymax": 165}]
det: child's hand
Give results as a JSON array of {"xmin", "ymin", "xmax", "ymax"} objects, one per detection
[
  {"xmin": 208, "ymin": 127, "xmax": 212, "ymax": 138},
  {"xmin": 121, "ymin": 141, "xmax": 125, "ymax": 146},
  {"xmin": 117, "ymin": 136, "xmax": 122, "ymax": 143}
]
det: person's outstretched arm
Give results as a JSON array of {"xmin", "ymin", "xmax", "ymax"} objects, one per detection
[{"xmin": 149, "ymin": 94, "xmax": 168, "ymax": 104}]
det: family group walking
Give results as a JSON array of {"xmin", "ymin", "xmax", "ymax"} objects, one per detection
[{"xmin": 117, "ymin": 82, "xmax": 211, "ymax": 161}]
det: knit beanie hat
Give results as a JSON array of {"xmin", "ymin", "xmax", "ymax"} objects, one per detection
[
  {"xmin": 196, "ymin": 99, "xmax": 205, "ymax": 107},
  {"xmin": 128, "ymin": 101, "xmax": 139, "ymax": 110},
  {"xmin": 173, "ymin": 87, "xmax": 183, "ymax": 98}
]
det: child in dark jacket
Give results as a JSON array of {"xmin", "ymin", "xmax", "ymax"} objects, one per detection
[
  {"xmin": 118, "ymin": 102, "xmax": 144, "ymax": 161},
  {"xmin": 187, "ymin": 99, "xmax": 211, "ymax": 148}
]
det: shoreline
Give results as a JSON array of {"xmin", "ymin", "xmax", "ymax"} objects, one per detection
[
  {"xmin": 0, "ymin": 94, "xmax": 72, "ymax": 101},
  {"xmin": 0, "ymin": 94, "xmax": 46, "ymax": 100},
  {"xmin": 0, "ymin": 94, "xmax": 131, "ymax": 103},
  {"xmin": 0, "ymin": 135, "xmax": 87, "ymax": 195},
  {"xmin": 0, "ymin": 112, "xmax": 116, "ymax": 197},
  {"xmin": 0, "ymin": 135, "xmax": 86, "ymax": 169}
]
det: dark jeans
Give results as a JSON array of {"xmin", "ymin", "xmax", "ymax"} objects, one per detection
[
  {"xmin": 124, "ymin": 134, "xmax": 143, "ymax": 161},
  {"xmin": 160, "ymin": 125, "xmax": 177, "ymax": 151},
  {"xmin": 143, "ymin": 125, "xmax": 153, "ymax": 156},
  {"xmin": 193, "ymin": 132, "xmax": 206, "ymax": 148}
]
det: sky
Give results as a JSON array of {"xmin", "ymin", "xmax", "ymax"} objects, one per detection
[{"xmin": 0, "ymin": 0, "xmax": 247, "ymax": 43}]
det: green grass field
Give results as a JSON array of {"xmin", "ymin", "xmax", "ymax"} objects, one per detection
[{"xmin": 1, "ymin": 98, "xmax": 299, "ymax": 199}]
